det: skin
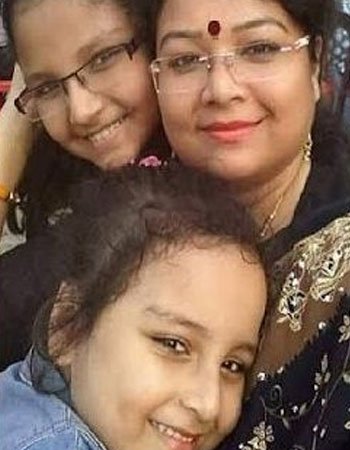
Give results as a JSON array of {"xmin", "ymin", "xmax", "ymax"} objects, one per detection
[
  {"xmin": 63, "ymin": 244, "xmax": 266, "ymax": 450},
  {"xmin": 155, "ymin": 0, "xmax": 320, "ymax": 227},
  {"xmin": 0, "ymin": 66, "xmax": 31, "ymax": 234},
  {"xmin": 12, "ymin": 0, "xmax": 159, "ymax": 170}
]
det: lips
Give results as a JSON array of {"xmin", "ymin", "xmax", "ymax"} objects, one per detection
[
  {"xmin": 86, "ymin": 114, "xmax": 128, "ymax": 149},
  {"xmin": 149, "ymin": 419, "xmax": 202, "ymax": 450},
  {"xmin": 201, "ymin": 119, "xmax": 262, "ymax": 143}
]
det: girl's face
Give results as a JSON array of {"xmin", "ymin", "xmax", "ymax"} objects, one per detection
[
  {"xmin": 155, "ymin": 0, "xmax": 320, "ymax": 186},
  {"xmin": 66, "ymin": 245, "xmax": 266, "ymax": 450},
  {"xmin": 13, "ymin": 0, "xmax": 159, "ymax": 169}
]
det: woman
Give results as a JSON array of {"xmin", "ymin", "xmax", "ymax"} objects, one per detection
[
  {"xmin": 0, "ymin": 163, "xmax": 267, "ymax": 450},
  {"xmin": 0, "ymin": 0, "xmax": 165, "ymax": 369},
  {"xmin": 149, "ymin": 0, "xmax": 350, "ymax": 448}
]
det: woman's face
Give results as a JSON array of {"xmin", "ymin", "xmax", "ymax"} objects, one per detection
[
  {"xmin": 155, "ymin": 0, "xmax": 320, "ymax": 186},
  {"xmin": 13, "ymin": 0, "xmax": 159, "ymax": 169},
  {"xmin": 65, "ymin": 245, "xmax": 266, "ymax": 450}
]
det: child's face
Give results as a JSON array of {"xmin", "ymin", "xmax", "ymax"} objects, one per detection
[
  {"xmin": 67, "ymin": 245, "xmax": 266, "ymax": 450},
  {"xmin": 13, "ymin": 0, "xmax": 159, "ymax": 169}
]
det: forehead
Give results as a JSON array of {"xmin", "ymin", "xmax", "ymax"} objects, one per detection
[
  {"xmin": 14, "ymin": 0, "xmax": 131, "ymax": 70},
  {"xmin": 157, "ymin": 0, "xmax": 301, "ymax": 45},
  {"xmin": 118, "ymin": 245, "xmax": 266, "ymax": 343}
]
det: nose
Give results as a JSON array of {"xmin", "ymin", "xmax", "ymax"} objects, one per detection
[
  {"xmin": 179, "ymin": 367, "xmax": 221, "ymax": 424},
  {"xmin": 65, "ymin": 77, "xmax": 104, "ymax": 126},
  {"xmin": 201, "ymin": 58, "xmax": 248, "ymax": 105}
]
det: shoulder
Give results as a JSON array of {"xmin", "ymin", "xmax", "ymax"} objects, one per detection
[
  {"xmin": 0, "ymin": 362, "xmax": 104, "ymax": 450},
  {"xmin": 257, "ymin": 213, "xmax": 350, "ymax": 372},
  {"xmin": 3, "ymin": 427, "xmax": 98, "ymax": 450},
  {"xmin": 222, "ymin": 296, "xmax": 350, "ymax": 450}
]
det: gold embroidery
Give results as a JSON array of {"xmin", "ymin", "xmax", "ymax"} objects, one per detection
[
  {"xmin": 239, "ymin": 421, "xmax": 275, "ymax": 450},
  {"xmin": 241, "ymin": 215, "xmax": 350, "ymax": 449},
  {"xmin": 241, "ymin": 313, "xmax": 350, "ymax": 450},
  {"xmin": 339, "ymin": 315, "xmax": 350, "ymax": 343},
  {"xmin": 274, "ymin": 214, "xmax": 350, "ymax": 332}
]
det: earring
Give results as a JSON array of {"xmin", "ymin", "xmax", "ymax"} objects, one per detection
[{"xmin": 302, "ymin": 133, "xmax": 313, "ymax": 161}]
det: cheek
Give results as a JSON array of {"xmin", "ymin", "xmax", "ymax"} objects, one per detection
[
  {"xmin": 270, "ymin": 68, "xmax": 317, "ymax": 119},
  {"xmin": 42, "ymin": 118, "xmax": 71, "ymax": 148},
  {"xmin": 123, "ymin": 58, "xmax": 158, "ymax": 108},
  {"xmin": 159, "ymin": 93, "xmax": 193, "ymax": 131},
  {"xmin": 123, "ymin": 75, "xmax": 160, "ymax": 135},
  {"xmin": 215, "ymin": 384, "xmax": 244, "ymax": 444}
]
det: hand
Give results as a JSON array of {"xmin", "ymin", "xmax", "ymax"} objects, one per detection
[
  {"xmin": 0, "ymin": 62, "xmax": 33, "ymax": 191},
  {"xmin": 3, "ymin": 63, "xmax": 25, "ymax": 104}
]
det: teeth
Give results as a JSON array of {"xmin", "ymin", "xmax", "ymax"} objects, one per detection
[
  {"xmin": 151, "ymin": 420, "xmax": 195, "ymax": 443},
  {"xmin": 88, "ymin": 117, "xmax": 125, "ymax": 144}
]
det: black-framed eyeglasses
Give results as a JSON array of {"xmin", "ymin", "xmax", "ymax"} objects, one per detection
[{"xmin": 15, "ymin": 38, "xmax": 139, "ymax": 122}]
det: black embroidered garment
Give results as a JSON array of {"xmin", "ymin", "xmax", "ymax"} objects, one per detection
[{"xmin": 218, "ymin": 145, "xmax": 350, "ymax": 449}]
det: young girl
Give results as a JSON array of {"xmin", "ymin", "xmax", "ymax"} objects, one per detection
[
  {"xmin": 0, "ymin": 0, "xmax": 166, "ymax": 368},
  {"xmin": 0, "ymin": 163, "xmax": 266, "ymax": 450},
  {"xmin": 0, "ymin": 0, "xmax": 162, "ymax": 236}
]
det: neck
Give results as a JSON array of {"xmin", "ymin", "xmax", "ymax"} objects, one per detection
[{"xmin": 235, "ymin": 154, "xmax": 311, "ymax": 238}]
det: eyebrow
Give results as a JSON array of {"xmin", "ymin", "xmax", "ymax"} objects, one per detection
[
  {"xmin": 231, "ymin": 341, "xmax": 257, "ymax": 359},
  {"xmin": 159, "ymin": 30, "xmax": 203, "ymax": 51},
  {"xmin": 143, "ymin": 305, "xmax": 258, "ymax": 356},
  {"xmin": 159, "ymin": 17, "xmax": 288, "ymax": 51},
  {"xmin": 231, "ymin": 18, "xmax": 289, "ymax": 34},
  {"xmin": 26, "ymin": 26, "xmax": 126, "ymax": 86},
  {"xmin": 75, "ymin": 26, "xmax": 126, "ymax": 60},
  {"xmin": 144, "ymin": 305, "xmax": 210, "ymax": 336}
]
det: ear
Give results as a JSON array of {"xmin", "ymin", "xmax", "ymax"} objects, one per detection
[
  {"xmin": 311, "ymin": 36, "xmax": 323, "ymax": 102},
  {"xmin": 48, "ymin": 281, "xmax": 81, "ymax": 368}
]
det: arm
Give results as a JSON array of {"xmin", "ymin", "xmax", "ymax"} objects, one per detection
[{"xmin": 0, "ymin": 65, "xmax": 33, "ymax": 234}]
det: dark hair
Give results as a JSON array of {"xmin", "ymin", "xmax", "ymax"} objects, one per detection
[
  {"xmin": 33, "ymin": 162, "xmax": 263, "ymax": 369},
  {"xmin": 7, "ymin": 128, "xmax": 170, "ymax": 237},
  {"xmin": 1, "ymin": 0, "xmax": 168, "ymax": 236}
]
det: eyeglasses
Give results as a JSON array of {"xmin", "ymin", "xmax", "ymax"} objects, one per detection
[
  {"xmin": 150, "ymin": 35, "xmax": 311, "ymax": 94},
  {"xmin": 15, "ymin": 38, "xmax": 139, "ymax": 122}
]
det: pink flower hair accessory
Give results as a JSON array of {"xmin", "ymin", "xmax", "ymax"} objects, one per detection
[{"xmin": 137, "ymin": 155, "xmax": 164, "ymax": 167}]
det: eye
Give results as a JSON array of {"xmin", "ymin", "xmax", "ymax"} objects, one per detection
[
  {"xmin": 33, "ymin": 81, "xmax": 61, "ymax": 100},
  {"xmin": 152, "ymin": 336, "xmax": 189, "ymax": 355},
  {"xmin": 221, "ymin": 359, "xmax": 245, "ymax": 376},
  {"xmin": 239, "ymin": 42, "xmax": 282, "ymax": 62},
  {"xmin": 88, "ymin": 46, "xmax": 125, "ymax": 72},
  {"xmin": 166, "ymin": 54, "xmax": 205, "ymax": 73}
]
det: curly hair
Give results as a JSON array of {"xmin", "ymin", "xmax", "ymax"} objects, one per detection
[{"xmin": 32, "ymin": 162, "xmax": 264, "ymax": 376}]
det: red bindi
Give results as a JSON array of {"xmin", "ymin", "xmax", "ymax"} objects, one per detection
[{"xmin": 207, "ymin": 20, "xmax": 221, "ymax": 38}]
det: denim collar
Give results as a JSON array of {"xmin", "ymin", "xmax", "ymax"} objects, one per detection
[{"xmin": 19, "ymin": 349, "xmax": 71, "ymax": 405}]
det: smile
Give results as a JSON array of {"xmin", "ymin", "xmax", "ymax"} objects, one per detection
[
  {"xmin": 200, "ymin": 119, "xmax": 263, "ymax": 144},
  {"xmin": 87, "ymin": 114, "xmax": 128, "ymax": 146},
  {"xmin": 150, "ymin": 419, "xmax": 199, "ymax": 446}
]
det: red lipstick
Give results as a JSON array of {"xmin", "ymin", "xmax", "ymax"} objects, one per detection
[{"xmin": 202, "ymin": 120, "xmax": 261, "ymax": 143}]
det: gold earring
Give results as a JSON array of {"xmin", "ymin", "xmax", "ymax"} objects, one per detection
[{"xmin": 302, "ymin": 133, "xmax": 313, "ymax": 161}]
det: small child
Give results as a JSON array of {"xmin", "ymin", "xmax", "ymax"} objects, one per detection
[{"xmin": 0, "ymin": 163, "xmax": 267, "ymax": 450}]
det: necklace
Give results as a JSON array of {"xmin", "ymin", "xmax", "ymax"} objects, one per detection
[{"xmin": 259, "ymin": 157, "xmax": 309, "ymax": 239}]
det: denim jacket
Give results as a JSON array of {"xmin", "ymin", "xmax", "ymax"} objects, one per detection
[{"xmin": 0, "ymin": 351, "xmax": 106, "ymax": 450}]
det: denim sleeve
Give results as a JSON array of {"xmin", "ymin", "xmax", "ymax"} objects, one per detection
[{"xmin": 16, "ymin": 427, "xmax": 105, "ymax": 450}]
